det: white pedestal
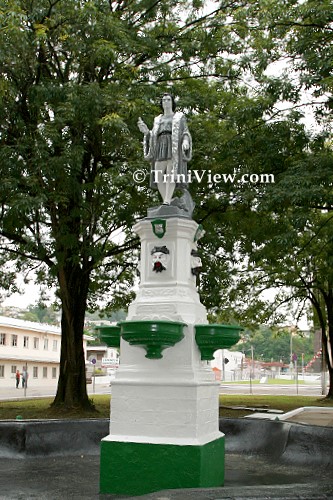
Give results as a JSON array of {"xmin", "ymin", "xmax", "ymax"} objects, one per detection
[
  {"xmin": 100, "ymin": 216, "xmax": 225, "ymax": 496},
  {"xmin": 108, "ymin": 217, "xmax": 221, "ymax": 445}
]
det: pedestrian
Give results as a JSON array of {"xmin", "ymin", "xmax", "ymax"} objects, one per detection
[
  {"xmin": 22, "ymin": 367, "xmax": 28, "ymax": 389},
  {"xmin": 15, "ymin": 370, "xmax": 20, "ymax": 389}
]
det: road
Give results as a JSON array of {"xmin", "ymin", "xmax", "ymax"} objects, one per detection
[
  {"xmin": 0, "ymin": 382, "xmax": 111, "ymax": 401},
  {"xmin": 219, "ymin": 382, "xmax": 324, "ymax": 396},
  {"xmin": 0, "ymin": 381, "xmax": 326, "ymax": 401}
]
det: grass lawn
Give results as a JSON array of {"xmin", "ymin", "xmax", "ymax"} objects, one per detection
[
  {"xmin": 0, "ymin": 394, "xmax": 332, "ymax": 420},
  {"xmin": 0, "ymin": 395, "xmax": 111, "ymax": 420}
]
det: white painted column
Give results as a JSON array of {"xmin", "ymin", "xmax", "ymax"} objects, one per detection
[{"xmin": 107, "ymin": 217, "xmax": 222, "ymax": 446}]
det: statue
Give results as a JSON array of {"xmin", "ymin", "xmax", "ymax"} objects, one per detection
[{"xmin": 138, "ymin": 94, "xmax": 192, "ymax": 207}]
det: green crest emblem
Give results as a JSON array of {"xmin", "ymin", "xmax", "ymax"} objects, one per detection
[{"xmin": 151, "ymin": 219, "xmax": 166, "ymax": 239}]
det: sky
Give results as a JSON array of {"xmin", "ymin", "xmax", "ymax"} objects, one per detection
[
  {"xmin": 0, "ymin": 275, "xmax": 311, "ymax": 331},
  {"xmin": 2, "ymin": 281, "xmax": 53, "ymax": 309}
]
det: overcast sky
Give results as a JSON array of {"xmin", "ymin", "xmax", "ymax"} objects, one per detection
[{"xmin": 2, "ymin": 281, "xmax": 51, "ymax": 309}]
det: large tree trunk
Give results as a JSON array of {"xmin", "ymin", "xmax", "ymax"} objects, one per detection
[
  {"xmin": 51, "ymin": 265, "xmax": 95, "ymax": 411},
  {"xmin": 324, "ymin": 289, "xmax": 333, "ymax": 399},
  {"xmin": 325, "ymin": 326, "xmax": 333, "ymax": 399},
  {"xmin": 327, "ymin": 363, "xmax": 333, "ymax": 399},
  {"xmin": 311, "ymin": 291, "xmax": 333, "ymax": 398}
]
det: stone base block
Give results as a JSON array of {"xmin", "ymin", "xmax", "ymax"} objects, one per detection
[{"xmin": 100, "ymin": 435, "xmax": 225, "ymax": 495}]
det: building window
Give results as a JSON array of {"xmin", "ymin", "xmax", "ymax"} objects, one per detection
[
  {"xmin": 11, "ymin": 334, "xmax": 18, "ymax": 347},
  {"xmin": 0, "ymin": 366, "xmax": 4, "ymax": 377},
  {"xmin": 23, "ymin": 336, "xmax": 29, "ymax": 348},
  {"xmin": 33, "ymin": 337, "xmax": 39, "ymax": 349},
  {"xmin": 44, "ymin": 338, "xmax": 49, "ymax": 350},
  {"xmin": 33, "ymin": 366, "xmax": 38, "ymax": 378},
  {"xmin": 11, "ymin": 365, "xmax": 16, "ymax": 374},
  {"xmin": 0, "ymin": 333, "xmax": 6, "ymax": 346},
  {"xmin": 53, "ymin": 340, "xmax": 58, "ymax": 351},
  {"xmin": 43, "ymin": 367, "xmax": 48, "ymax": 378},
  {"xmin": 52, "ymin": 367, "xmax": 57, "ymax": 379}
]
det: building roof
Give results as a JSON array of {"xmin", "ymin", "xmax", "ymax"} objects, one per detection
[
  {"xmin": 0, "ymin": 315, "xmax": 61, "ymax": 335},
  {"xmin": 0, "ymin": 353, "xmax": 59, "ymax": 364},
  {"xmin": 0, "ymin": 315, "xmax": 94, "ymax": 340}
]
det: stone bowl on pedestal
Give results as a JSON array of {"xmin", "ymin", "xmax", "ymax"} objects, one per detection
[
  {"xmin": 195, "ymin": 324, "xmax": 243, "ymax": 361},
  {"xmin": 95, "ymin": 325, "xmax": 121, "ymax": 348},
  {"xmin": 119, "ymin": 320, "xmax": 186, "ymax": 359}
]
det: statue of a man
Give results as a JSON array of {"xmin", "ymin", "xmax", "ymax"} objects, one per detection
[{"xmin": 138, "ymin": 94, "xmax": 192, "ymax": 205}]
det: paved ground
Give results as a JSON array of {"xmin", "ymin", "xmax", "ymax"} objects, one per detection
[
  {"xmin": 1, "ymin": 453, "xmax": 333, "ymax": 499},
  {"xmin": 244, "ymin": 407, "xmax": 333, "ymax": 427},
  {"xmin": 0, "ymin": 383, "xmax": 111, "ymax": 401},
  {"xmin": 219, "ymin": 382, "xmax": 325, "ymax": 396},
  {"xmin": 282, "ymin": 408, "xmax": 333, "ymax": 426}
]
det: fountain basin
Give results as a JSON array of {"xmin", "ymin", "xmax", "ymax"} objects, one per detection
[
  {"xmin": 119, "ymin": 320, "xmax": 186, "ymax": 359},
  {"xmin": 195, "ymin": 324, "xmax": 243, "ymax": 360},
  {"xmin": 95, "ymin": 325, "xmax": 121, "ymax": 348}
]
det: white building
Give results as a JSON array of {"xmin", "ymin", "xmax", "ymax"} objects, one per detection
[
  {"xmin": 211, "ymin": 349, "xmax": 245, "ymax": 381},
  {"xmin": 0, "ymin": 315, "xmax": 90, "ymax": 389},
  {"xmin": 86, "ymin": 345, "xmax": 119, "ymax": 369}
]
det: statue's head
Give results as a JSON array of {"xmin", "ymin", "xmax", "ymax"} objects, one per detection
[{"xmin": 160, "ymin": 93, "xmax": 176, "ymax": 112}]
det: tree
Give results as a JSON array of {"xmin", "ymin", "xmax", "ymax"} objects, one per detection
[
  {"xmin": 1, "ymin": 0, "xmax": 332, "ymax": 408},
  {"xmin": 238, "ymin": 326, "xmax": 314, "ymax": 365},
  {"xmin": 0, "ymin": 0, "xmax": 260, "ymax": 410},
  {"xmin": 21, "ymin": 303, "xmax": 59, "ymax": 324},
  {"xmin": 214, "ymin": 144, "xmax": 333, "ymax": 395},
  {"xmin": 237, "ymin": 0, "xmax": 333, "ymax": 397},
  {"xmin": 193, "ymin": 0, "xmax": 333, "ymax": 396}
]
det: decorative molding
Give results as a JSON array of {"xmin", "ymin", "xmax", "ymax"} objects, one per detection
[
  {"xmin": 141, "ymin": 287, "xmax": 189, "ymax": 297},
  {"xmin": 134, "ymin": 304, "xmax": 177, "ymax": 315}
]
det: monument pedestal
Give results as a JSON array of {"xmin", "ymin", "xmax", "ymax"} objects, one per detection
[{"xmin": 100, "ymin": 216, "xmax": 225, "ymax": 495}]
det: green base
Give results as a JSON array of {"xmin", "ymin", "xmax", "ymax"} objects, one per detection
[{"xmin": 100, "ymin": 436, "xmax": 225, "ymax": 495}]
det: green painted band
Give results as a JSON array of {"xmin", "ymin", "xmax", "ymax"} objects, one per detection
[{"xmin": 100, "ymin": 436, "xmax": 225, "ymax": 495}]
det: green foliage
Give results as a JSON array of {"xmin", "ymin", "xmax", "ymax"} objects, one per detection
[
  {"xmin": 21, "ymin": 303, "xmax": 59, "ymax": 324},
  {"xmin": 0, "ymin": 0, "xmax": 274, "ymax": 310},
  {"xmin": 1, "ymin": 0, "xmax": 277, "ymax": 407},
  {"xmin": 238, "ymin": 326, "xmax": 314, "ymax": 364},
  {"xmin": 191, "ymin": 0, "xmax": 333, "ymax": 394},
  {"xmin": 0, "ymin": 0, "xmax": 333, "ymax": 402}
]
